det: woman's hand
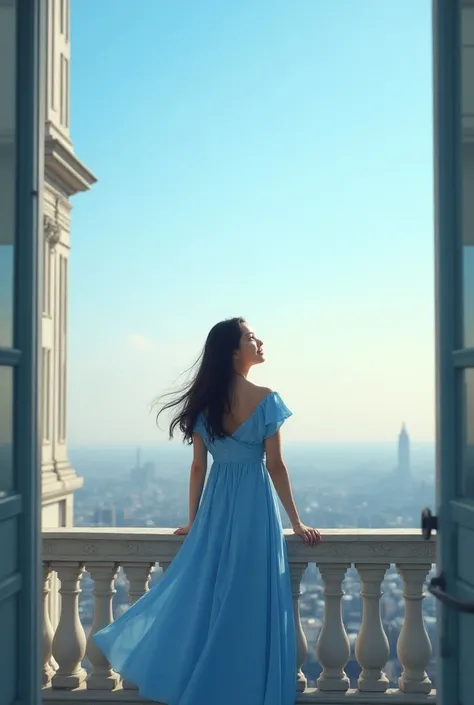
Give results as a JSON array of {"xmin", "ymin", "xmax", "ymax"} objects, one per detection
[
  {"xmin": 292, "ymin": 522, "xmax": 321, "ymax": 546},
  {"xmin": 174, "ymin": 524, "xmax": 192, "ymax": 536}
]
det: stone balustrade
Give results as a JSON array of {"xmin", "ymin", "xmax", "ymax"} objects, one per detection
[{"xmin": 42, "ymin": 528, "xmax": 437, "ymax": 705}]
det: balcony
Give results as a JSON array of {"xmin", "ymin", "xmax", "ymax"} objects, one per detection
[{"xmin": 42, "ymin": 529, "xmax": 437, "ymax": 705}]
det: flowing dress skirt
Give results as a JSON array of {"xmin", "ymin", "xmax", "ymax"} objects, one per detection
[{"xmin": 93, "ymin": 459, "xmax": 296, "ymax": 705}]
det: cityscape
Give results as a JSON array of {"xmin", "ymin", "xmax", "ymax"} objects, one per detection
[{"xmin": 73, "ymin": 425, "xmax": 437, "ymax": 688}]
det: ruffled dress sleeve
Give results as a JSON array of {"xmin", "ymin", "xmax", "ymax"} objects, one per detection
[
  {"xmin": 193, "ymin": 413, "xmax": 206, "ymax": 438},
  {"xmin": 263, "ymin": 392, "xmax": 292, "ymax": 439}
]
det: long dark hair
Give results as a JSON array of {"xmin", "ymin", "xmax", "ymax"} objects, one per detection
[{"xmin": 156, "ymin": 317, "xmax": 245, "ymax": 443}]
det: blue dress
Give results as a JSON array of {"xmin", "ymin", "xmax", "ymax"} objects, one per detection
[{"xmin": 93, "ymin": 391, "xmax": 296, "ymax": 705}]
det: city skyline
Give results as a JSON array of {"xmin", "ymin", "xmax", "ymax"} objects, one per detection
[{"xmin": 63, "ymin": 0, "xmax": 435, "ymax": 445}]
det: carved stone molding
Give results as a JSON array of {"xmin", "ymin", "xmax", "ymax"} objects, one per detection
[
  {"xmin": 42, "ymin": 529, "xmax": 436, "ymax": 567},
  {"xmin": 43, "ymin": 537, "xmax": 180, "ymax": 564},
  {"xmin": 43, "ymin": 195, "xmax": 70, "ymax": 252},
  {"xmin": 286, "ymin": 531, "xmax": 436, "ymax": 564},
  {"xmin": 43, "ymin": 213, "xmax": 61, "ymax": 252},
  {"xmin": 45, "ymin": 135, "xmax": 98, "ymax": 197}
]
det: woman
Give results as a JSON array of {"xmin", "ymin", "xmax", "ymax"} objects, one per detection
[{"xmin": 93, "ymin": 317, "xmax": 321, "ymax": 705}]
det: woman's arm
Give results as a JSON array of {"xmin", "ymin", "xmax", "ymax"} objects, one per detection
[
  {"xmin": 265, "ymin": 431, "xmax": 321, "ymax": 545},
  {"xmin": 175, "ymin": 433, "xmax": 208, "ymax": 535}
]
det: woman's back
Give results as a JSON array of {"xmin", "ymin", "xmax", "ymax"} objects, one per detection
[
  {"xmin": 222, "ymin": 378, "xmax": 272, "ymax": 435},
  {"xmin": 195, "ymin": 386, "xmax": 292, "ymax": 464}
]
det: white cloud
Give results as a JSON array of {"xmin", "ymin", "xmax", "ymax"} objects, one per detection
[{"xmin": 127, "ymin": 333, "xmax": 155, "ymax": 352}]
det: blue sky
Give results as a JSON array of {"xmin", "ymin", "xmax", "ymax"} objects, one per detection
[{"xmin": 66, "ymin": 0, "xmax": 435, "ymax": 444}]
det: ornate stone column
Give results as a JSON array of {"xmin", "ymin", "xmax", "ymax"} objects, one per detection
[
  {"xmin": 51, "ymin": 562, "xmax": 87, "ymax": 689},
  {"xmin": 122, "ymin": 563, "xmax": 154, "ymax": 691},
  {"xmin": 86, "ymin": 563, "xmax": 121, "ymax": 690},
  {"xmin": 316, "ymin": 564, "xmax": 351, "ymax": 691},
  {"xmin": 354, "ymin": 563, "xmax": 390, "ymax": 691},
  {"xmin": 290, "ymin": 562, "xmax": 309, "ymax": 692},
  {"xmin": 43, "ymin": 564, "xmax": 56, "ymax": 687},
  {"xmin": 396, "ymin": 564, "xmax": 433, "ymax": 694}
]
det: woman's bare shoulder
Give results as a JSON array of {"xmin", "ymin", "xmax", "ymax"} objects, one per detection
[{"xmin": 244, "ymin": 381, "xmax": 273, "ymax": 403}]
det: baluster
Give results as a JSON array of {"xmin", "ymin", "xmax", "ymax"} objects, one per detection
[
  {"xmin": 396, "ymin": 564, "xmax": 433, "ymax": 694},
  {"xmin": 48, "ymin": 571, "xmax": 59, "ymax": 672},
  {"xmin": 86, "ymin": 562, "xmax": 120, "ymax": 690},
  {"xmin": 316, "ymin": 564, "xmax": 351, "ymax": 692},
  {"xmin": 51, "ymin": 562, "xmax": 87, "ymax": 689},
  {"xmin": 43, "ymin": 564, "xmax": 55, "ymax": 687},
  {"xmin": 354, "ymin": 564, "xmax": 390, "ymax": 691},
  {"xmin": 122, "ymin": 563, "xmax": 153, "ymax": 691},
  {"xmin": 125, "ymin": 562, "xmax": 153, "ymax": 603},
  {"xmin": 290, "ymin": 562, "xmax": 309, "ymax": 692}
]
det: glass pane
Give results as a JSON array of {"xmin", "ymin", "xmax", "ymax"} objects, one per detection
[
  {"xmin": 462, "ymin": 6, "xmax": 474, "ymax": 347},
  {"xmin": 0, "ymin": 0, "xmax": 16, "ymax": 348},
  {"xmin": 0, "ymin": 366, "xmax": 13, "ymax": 494}
]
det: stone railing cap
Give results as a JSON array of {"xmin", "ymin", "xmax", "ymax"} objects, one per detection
[{"xmin": 42, "ymin": 528, "xmax": 436, "ymax": 565}]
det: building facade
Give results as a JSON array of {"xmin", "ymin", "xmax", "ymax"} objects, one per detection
[{"xmin": 41, "ymin": 0, "xmax": 96, "ymax": 529}]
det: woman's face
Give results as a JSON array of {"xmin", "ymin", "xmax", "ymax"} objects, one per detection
[{"xmin": 236, "ymin": 322, "xmax": 264, "ymax": 369}]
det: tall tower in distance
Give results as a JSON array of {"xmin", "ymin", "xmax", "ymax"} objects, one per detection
[
  {"xmin": 397, "ymin": 424, "xmax": 411, "ymax": 482},
  {"xmin": 131, "ymin": 448, "xmax": 155, "ymax": 491}
]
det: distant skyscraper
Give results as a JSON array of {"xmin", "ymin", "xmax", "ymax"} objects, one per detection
[
  {"xmin": 130, "ymin": 448, "xmax": 155, "ymax": 490},
  {"xmin": 93, "ymin": 506, "xmax": 117, "ymax": 527},
  {"xmin": 397, "ymin": 424, "xmax": 411, "ymax": 481}
]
